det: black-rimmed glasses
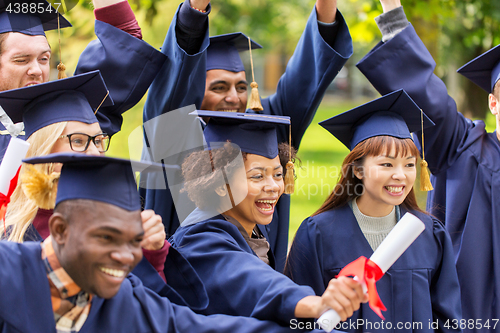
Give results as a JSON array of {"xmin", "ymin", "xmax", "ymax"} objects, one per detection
[{"xmin": 59, "ymin": 133, "xmax": 111, "ymax": 153}]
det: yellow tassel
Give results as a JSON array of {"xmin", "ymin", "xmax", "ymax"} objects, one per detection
[
  {"xmin": 57, "ymin": 62, "xmax": 67, "ymax": 79},
  {"xmin": 284, "ymin": 160, "xmax": 295, "ymax": 194},
  {"xmin": 419, "ymin": 159, "xmax": 433, "ymax": 192},
  {"xmin": 20, "ymin": 165, "xmax": 60, "ymax": 209},
  {"xmin": 249, "ymin": 82, "xmax": 263, "ymax": 111}
]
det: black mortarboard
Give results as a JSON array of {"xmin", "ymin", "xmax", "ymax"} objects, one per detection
[
  {"xmin": 193, "ymin": 110, "xmax": 290, "ymax": 159},
  {"xmin": 457, "ymin": 44, "xmax": 500, "ymax": 93},
  {"xmin": 206, "ymin": 32, "xmax": 262, "ymax": 73},
  {"xmin": 0, "ymin": 0, "xmax": 71, "ymax": 35},
  {"xmin": 23, "ymin": 153, "xmax": 166, "ymax": 211},
  {"xmin": 0, "ymin": 70, "xmax": 113, "ymax": 137},
  {"xmin": 319, "ymin": 89, "xmax": 434, "ymax": 150}
]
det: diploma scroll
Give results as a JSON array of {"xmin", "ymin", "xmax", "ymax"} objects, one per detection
[
  {"xmin": 0, "ymin": 137, "xmax": 30, "ymax": 195},
  {"xmin": 317, "ymin": 212, "xmax": 425, "ymax": 332}
]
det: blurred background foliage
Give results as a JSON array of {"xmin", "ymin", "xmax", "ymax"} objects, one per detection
[
  {"xmin": 50, "ymin": 0, "xmax": 500, "ymax": 118},
  {"xmin": 46, "ymin": 0, "xmax": 499, "ymax": 239}
]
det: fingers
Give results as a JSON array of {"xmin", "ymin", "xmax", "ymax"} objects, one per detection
[
  {"xmin": 140, "ymin": 210, "xmax": 166, "ymax": 251},
  {"xmin": 321, "ymin": 277, "xmax": 364, "ymax": 322},
  {"xmin": 342, "ymin": 276, "xmax": 369, "ymax": 303}
]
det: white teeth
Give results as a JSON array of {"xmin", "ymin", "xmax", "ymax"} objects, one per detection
[
  {"xmin": 256, "ymin": 199, "xmax": 277, "ymax": 211},
  {"xmin": 386, "ymin": 186, "xmax": 403, "ymax": 193},
  {"xmin": 256, "ymin": 200, "xmax": 277, "ymax": 204},
  {"xmin": 221, "ymin": 109, "xmax": 238, "ymax": 112},
  {"xmin": 100, "ymin": 267, "xmax": 125, "ymax": 278}
]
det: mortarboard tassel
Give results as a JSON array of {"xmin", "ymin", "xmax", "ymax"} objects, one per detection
[
  {"xmin": 57, "ymin": 13, "xmax": 67, "ymax": 79},
  {"xmin": 21, "ymin": 165, "xmax": 60, "ymax": 210},
  {"xmin": 284, "ymin": 124, "xmax": 295, "ymax": 194},
  {"xmin": 247, "ymin": 37, "xmax": 263, "ymax": 111},
  {"xmin": 419, "ymin": 109, "xmax": 433, "ymax": 192},
  {"xmin": 94, "ymin": 90, "xmax": 110, "ymax": 114}
]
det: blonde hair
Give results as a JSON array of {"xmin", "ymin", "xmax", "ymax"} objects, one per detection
[{"xmin": 1, "ymin": 122, "xmax": 67, "ymax": 242}]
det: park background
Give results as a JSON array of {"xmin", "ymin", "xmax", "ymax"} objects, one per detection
[{"xmin": 48, "ymin": 0, "xmax": 498, "ymax": 242}]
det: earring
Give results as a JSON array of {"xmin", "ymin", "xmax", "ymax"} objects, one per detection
[{"xmin": 215, "ymin": 185, "xmax": 227, "ymax": 197}]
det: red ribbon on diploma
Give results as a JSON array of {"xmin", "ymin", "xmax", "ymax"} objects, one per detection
[
  {"xmin": 0, "ymin": 167, "xmax": 21, "ymax": 236},
  {"xmin": 336, "ymin": 256, "xmax": 387, "ymax": 319}
]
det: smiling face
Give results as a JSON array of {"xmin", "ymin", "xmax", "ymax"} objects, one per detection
[
  {"xmin": 0, "ymin": 32, "xmax": 51, "ymax": 91},
  {"xmin": 224, "ymin": 154, "xmax": 284, "ymax": 236},
  {"xmin": 51, "ymin": 200, "xmax": 144, "ymax": 299},
  {"xmin": 354, "ymin": 145, "xmax": 417, "ymax": 217},
  {"xmin": 200, "ymin": 69, "xmax": 248, "ymax": 113}
]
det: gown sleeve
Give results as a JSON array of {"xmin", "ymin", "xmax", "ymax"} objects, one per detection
[
  {"xmin": 172, "ymin": 220, "xmax": 315, "ymax": 325},
  {"xmin": 356, "ymin": 24, "xmax": 485, "ymax": 175},
  {"xmin": 74, "ymin": 20, "xmax": 166, "ymax": 136}
]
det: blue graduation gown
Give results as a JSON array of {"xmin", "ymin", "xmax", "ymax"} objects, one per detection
[
  {"xmin": 0, "ymin": 20, "xmax": 166, "ymax": 162},
  {"xmin": 141, "ymin": 8, "xmax": 353, "ymax": 274},
  {"xmin": 170, "ymin": 215, "xmax": 316, "ymax": 325},
  {"xmin": 0, "ymin": 241, "xmax": 322, "ymax": 333},
  {"xmin": 285, "ymin": 205, "xmax": 462, "ymax": 332},
  {"xmin": 356, "ymin": 24, "xmax": 500, "ymax": 330}
]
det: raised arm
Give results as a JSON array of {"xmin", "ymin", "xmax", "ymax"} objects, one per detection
[
  {"xmin": 264, "ymin": 0, "xmax": 352, "ymax": 149},
  {"xmin": 143, "ymin": 0, "xmax": 211, "ymax": 124},
  {"xmin": 356, "ymin": 1, "xmax": 483, "ymax": 174},
  {"xmin": 74, "ymin": 0, "xmax": 166, "ymax": 136}
]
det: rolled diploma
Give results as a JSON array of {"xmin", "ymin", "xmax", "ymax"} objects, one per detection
[
  {"xmin": 317, "ymin": 212, "xmax": 425, "ymax": 332},
  {"xmin": 0, "ymin": 137, "xmax": 30, "ymax": 195}
]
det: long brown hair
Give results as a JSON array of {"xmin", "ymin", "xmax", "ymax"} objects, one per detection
[{"xmin": 313, "ymin": 135, "xmax": 425, "ymax": 216}]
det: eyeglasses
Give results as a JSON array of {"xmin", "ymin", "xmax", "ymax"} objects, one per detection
[{"xmin": 59, "ymin": 133, "xmax": 111, "ymax": 153}]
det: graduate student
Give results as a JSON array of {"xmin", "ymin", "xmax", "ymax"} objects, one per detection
[
  {"xmin": 142, "ymin": 0, "xmax": 352, "ymax": 273},
  {"xmin": 355, "ymin": 1, "xmax": 500, "ymax": 330},
  {"xmin": 0, "ymin": 152, "xmax": 325, "ymax": 333},
  {"xmin": 170, "ymin": 111, "xmax": 368, "ymax": 326},
  {"xmin": 0, "ymin": 0, "xmax": 166, "ymax": 158},
  {"xmin": 285, "ymin": 90, "xmax": 462, "ymax": 332}
]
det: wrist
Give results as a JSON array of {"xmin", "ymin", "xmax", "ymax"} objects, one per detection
[
  {"xmin": 380, "ymin": 0, "xmax": 401, "ymax": 13},
  {"xmin": 190, "ymin": 0, "xmax": 208, "ymax": 13},
  {"xmin": 295, "ymin": 296, "xmax": 324, "ymax": 318}
]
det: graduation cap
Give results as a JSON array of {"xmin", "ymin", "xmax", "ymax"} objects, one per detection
[
  {"xmin": 0, "ymin": 70, "xmax": 113, "ymax": 138},
  {"xmin": 207, "ymin": 33, "xmax": 264, "ymax": 111},
  {"xmin": 0, "ymin": 0, "xmax": 71, "ymax": 35},
  {"xmin": 319, "ymin": 89, "xmax": 435, "ymax": 191},
  {"xmin": 23, "ymin": 153, "xmax": 166, "ymax": 211},
  {"xmin": 207, "ymin": 32, "xmax": 262, "ymax": 72},
  {"xmin": 457, "ymin": 44, "xmax": 500, "ymax": 93},
  {"xmin": 192, "ymin": 110, "xmax": 295, "ymax": 193}
]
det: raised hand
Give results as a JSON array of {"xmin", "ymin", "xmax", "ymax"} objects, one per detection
[{"xmin": 140, "ymin": 209, "xmax": 166, "ymax": 251}]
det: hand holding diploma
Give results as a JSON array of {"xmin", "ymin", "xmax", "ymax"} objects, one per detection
[
  {"xmin": 318, "ymin": 212, "xmax": 426, "ymax": 332},
  {"xmin": 0, "ymin": 137, "xmax": 30, "ymax": 234}
]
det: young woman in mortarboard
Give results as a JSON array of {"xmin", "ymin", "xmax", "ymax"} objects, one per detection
[
  {"xmin": 284, "ymin": 91, "xmax": 462, "ymax": 333},
  {"xmin": 169, "ymin": 110, "xmax": 368, "ymax": 327}
]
